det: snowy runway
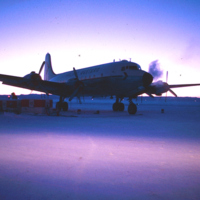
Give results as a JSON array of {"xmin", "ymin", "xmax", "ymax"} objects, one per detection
[{"xmin": 0, "ymin": 98, "xmax": 200, "ymax": 200}]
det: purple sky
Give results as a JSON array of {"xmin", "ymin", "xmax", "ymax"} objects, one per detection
[{"xmin": 0, "ymin": 0, "xmax": 200, "ymax": 96}]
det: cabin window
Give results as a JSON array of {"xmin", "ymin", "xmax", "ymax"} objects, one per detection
[
  {"xmin": 126, "ymin": 66, "xmax": 128, "ymax": 69},
  {"xmin": 121, "ymin": 67, "xmax": 125, "ymax": 71},
  {"xmin": 101, "ymin": 73, "xmax": 103, "ymax": 77}
]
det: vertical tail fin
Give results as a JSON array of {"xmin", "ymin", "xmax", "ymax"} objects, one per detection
[{"xmin": 44, "ymin": 53, "xmax": 56, "ymax": 81}]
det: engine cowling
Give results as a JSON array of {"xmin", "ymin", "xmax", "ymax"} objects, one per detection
[
  {"xmin": 24, "ymin": 71, "xmax": 42, "ymax": 81},
  {"xmin": 147, "ymin": 81, "xmax": 170, "ymax": 95}
]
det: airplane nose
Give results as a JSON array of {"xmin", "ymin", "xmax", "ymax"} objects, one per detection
[{"xmin": 143, "ymin": 72, "xmax": 153, "ymax": 87}]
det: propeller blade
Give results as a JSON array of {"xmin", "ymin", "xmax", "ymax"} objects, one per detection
[
  {"xmin": 165, "ymin": 71, "xmax": 168, "ymax": 102},
  {"xmin": 69, "ymin": 87, "xmax": 79, "ymax": 101},
  {"xmin": 165, "ymin": 90, "xmax": 167, "ymax": 102},
  {"xmin": 73, "ymin": 67, "xmax": 79, "ymax": 80},
  {"xmin": 169, "ymin": 89, "xmax": 177, "ymax": 97},
  {"xmin": 146, "ymin": 93, "xmax": 154, "ymax": 98},
  {"xmin": 166, "ymin": 71, "xmax": 168, "ymax": 83},
  {"xmin": 69, "ymin": 84, "xmax": 83, "ymax": 102},
  {"xmin": 39, "ymin": 61, "xmax": 45, "ymax": 75}
]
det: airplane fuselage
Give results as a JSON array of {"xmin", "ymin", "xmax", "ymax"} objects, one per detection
[{"xmin": 48, "ymin": 60, "xmax": 151, "ymax": 98}]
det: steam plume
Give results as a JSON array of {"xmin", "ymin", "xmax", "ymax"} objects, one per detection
[{"xmin": 148, "ymin": 60, "xmax": 163, "ymax": 81}]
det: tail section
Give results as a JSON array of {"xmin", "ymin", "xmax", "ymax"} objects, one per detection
[{"xmin": 44, "ymin": 53, "xmax": 56, "ymax": 81}]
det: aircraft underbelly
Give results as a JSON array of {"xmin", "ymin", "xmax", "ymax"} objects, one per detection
[{"xmin": 81, "ymin": 76, "xmax": 143, "ymax": 97}]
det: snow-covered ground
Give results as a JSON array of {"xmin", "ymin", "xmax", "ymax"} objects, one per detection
[{"xmin": 0, "ymin": 97, "xmax": 200, "ymax": 200}]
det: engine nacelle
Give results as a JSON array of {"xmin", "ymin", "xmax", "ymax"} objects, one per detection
[
  {"xmin": 147, "ymin": 81, "xmax": 169, "ymax": 95},
  {"xmin": 24, "ymin": 71, "xmax": 42, "ymax": 81}
]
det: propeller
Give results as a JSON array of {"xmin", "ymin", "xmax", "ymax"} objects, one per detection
[
  {"xmin": 69, "ymin": 67, "xmax": 84, "ymax": 103},
  {"xmin": 164, "ymin": 71, "xmax": 178, "ymax": 100},
  {"xmin": 24, "ymin": 61, "xmax": 45, "ymax": 80},
  {"xmin": 23, "ymin": 61, "xmax": 47, "ymax": 94},
  {"xmin": 146, "ymin": 79, "xmax": 177, "ymax": 97},
  {"xmin": 147, "ymin": 61, "xmax": 177, "ymax": 97}
]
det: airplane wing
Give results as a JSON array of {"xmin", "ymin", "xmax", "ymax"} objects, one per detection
[
  {"xmin": 0, "ymin": 74, "xmax": 70, "ymax": 97},
  {"xmin": 169, "ymin": 84, "xmax": 200, "ymax": 88},
  {"xmin": 145, "ymin": 81, "xmax": 200, "ymax": 97}
]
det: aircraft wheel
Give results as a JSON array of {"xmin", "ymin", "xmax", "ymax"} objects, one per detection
[
  {"xmin": 62, "ymin": 102, "xmax": 68, "ymax": 111},
  {"xmin": 118, "ymin": 103, "xmax": 124, "ymax": 111},
  {"xmin": 128, "ymin": 103, "xmax": 137, "ymax": 114},
  {"xmin": 113, "ymin": 102, "xmax": 119, "ymax": 111},
  {"xmin": 56, "ymin": 102, "xmax": 62, "ymax": 111}
]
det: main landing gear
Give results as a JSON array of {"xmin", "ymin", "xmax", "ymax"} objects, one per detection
[
  {"xmin": 112, "ymin": 97, "xmax": 137, "ymax": 114},
  {"xmin": 56, "ymin": 96, "xmax": 68, "ymax": 112},
  {"xmin": 112, "ymin": 98, "xmax": 125, "ymax": 112}
]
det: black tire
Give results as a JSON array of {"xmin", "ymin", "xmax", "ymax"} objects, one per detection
[
  {"xmin": 62, "ymin": 102, "xmax": 68, "ymax": 111},
  {"xmin": 112, "ymin": 102, "xmax": 119, "ymax": 111},
  {"xmin": 128, "ymin": 103, "xmax": 137, "ymax": 114},
  {"xmin": 56, "ymin": 102, "xmax": 62, "ymax": 111},
  {"xmin": 118, "ymin": 103, "xmax": 125, "ymax": 111}
]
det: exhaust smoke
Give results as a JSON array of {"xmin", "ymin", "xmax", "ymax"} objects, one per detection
[{"xmin": 148, "ymin": 60, "xmax": 163, "ymax": 81}]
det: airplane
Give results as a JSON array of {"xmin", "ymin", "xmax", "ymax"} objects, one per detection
[{"xmin": 0, "ymin": 53, "xmax": 200, "ymax": 114}]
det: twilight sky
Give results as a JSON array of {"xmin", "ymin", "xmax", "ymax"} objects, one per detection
[{"xmin": 0, "ymin": 0, "xmax": 200, "ymax": 96}]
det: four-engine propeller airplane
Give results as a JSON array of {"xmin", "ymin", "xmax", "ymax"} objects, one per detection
[{"xmin": 0, "ymin": 53, "xmax": 200, "ymax": 114}]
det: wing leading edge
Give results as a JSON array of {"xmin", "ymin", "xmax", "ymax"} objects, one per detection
[
  {"xmin": 169, "ymin": 84, "xmax": 200, "ymax": 88},
  {"xmin": 0, "ymin": 74, "xmax": 70, "ymax": 97}
]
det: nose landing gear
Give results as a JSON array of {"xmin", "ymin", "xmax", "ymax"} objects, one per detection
[
  {"xmin": 128, "ymin": 98, "xmax": 137, "ymax": 114},
  {"xmin": 112, "ymin": 97, "xmax": 137, "ymax": 114},
  {"xmin": 128, "ymin": 103, "xmax": 137, "ymax": 114}
]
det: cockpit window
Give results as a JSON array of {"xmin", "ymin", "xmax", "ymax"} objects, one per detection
[
  {"xmin": 130, "ymin": 65, "xmax": 141, "ymax": 70},
  {"xmin": 137, "ymin": 65, "xmax": 141, "ymax": 70},
  {"xmin": 121, "ymin": 64, "xmax": 141, "ymax": 71},
  {"xmin": 129, "ymin": 66, "xmax": 138, "ymax": 70}
]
